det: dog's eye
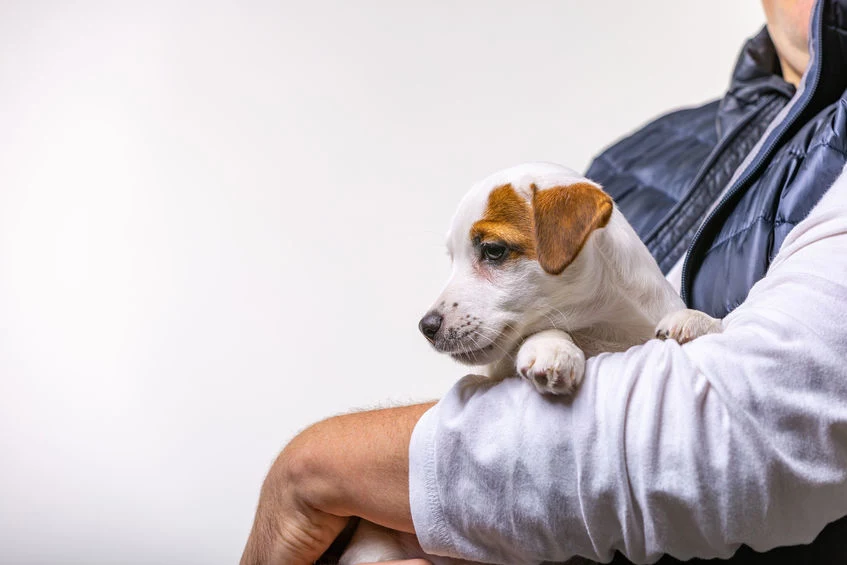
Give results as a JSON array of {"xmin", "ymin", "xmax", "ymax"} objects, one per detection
[{"xmin": 481, "ymin": 243, "xmax": 508, "ymax": 262}]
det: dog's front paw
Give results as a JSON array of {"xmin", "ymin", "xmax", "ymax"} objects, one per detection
[
  {"xmin": 655, "ymin": 308, "xmax": 723, "ymax": 345},
  {"xmin": 516, "ymin": 331, "xmax": 585, "ymax": 395}
]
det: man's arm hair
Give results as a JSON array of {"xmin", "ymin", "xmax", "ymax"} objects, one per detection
[{"xmin": 289, "ymin": 402, "xmax": 435, "ymax": 532}]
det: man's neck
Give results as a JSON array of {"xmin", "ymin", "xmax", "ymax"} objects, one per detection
[{"xmin": 778, "ymin": 52, "xmax": 806, "ymax": 87}]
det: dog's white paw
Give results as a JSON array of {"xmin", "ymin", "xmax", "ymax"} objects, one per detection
[
  {"xmin": 655, "ymin": 308, "xmax": 722, "ymax": 345},
  {"xmin": 516, "ymin": 331, "xmax": 585, "ymax": 395}
]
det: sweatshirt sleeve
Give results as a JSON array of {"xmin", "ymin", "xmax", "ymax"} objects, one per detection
[{"xmin": 408, "ymin": 165, "xmax": 847, "ymax": 564}]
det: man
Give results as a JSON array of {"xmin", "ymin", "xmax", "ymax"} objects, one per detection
[{"xmin": 241, "ymin": 0, "xmax": 847, "ymax": 563}]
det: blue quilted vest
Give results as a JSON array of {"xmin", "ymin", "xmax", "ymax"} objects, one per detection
[
  {"xmin": 586, "ymin": 0, "xmax": 847, "ymax": 562},
  {"xmin": 587, "ymin": 0, "xmax": 847, "ymax": 319}
]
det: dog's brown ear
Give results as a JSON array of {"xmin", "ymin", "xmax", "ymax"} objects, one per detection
[{"xmin": 532, "ymin": 183, "xmax": 613, "ymax": 275}]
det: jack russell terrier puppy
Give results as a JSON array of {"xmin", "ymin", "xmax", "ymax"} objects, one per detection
[{"xmin": 338, "ymin": 162, "xmax": 722, "ymax": 565}]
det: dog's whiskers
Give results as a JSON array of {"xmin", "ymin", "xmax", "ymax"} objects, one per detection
[
  {"xmin": 465, "ymin": 335, "xmax": 486, "ymax": 363},
  {"xmin": 542, "ymin": 312, "xmax": 562, "ymax": 331},
  {"xmin": 548, "ymin": 306, "xmax": 575, "ymax": 327},
  {"xmin": 469, "ymin": 324, "xmax": 517, "ymax": 361}
]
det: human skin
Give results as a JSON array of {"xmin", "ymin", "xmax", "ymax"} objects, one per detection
[
  {"xmin": 239, "ymin": 403, "xmax": 434, "ymax": 565},
  {"xmin": 761, "ymin": 0, "xmax": 813, "ymax": 86},
  {"xmin": 239, "ymin": 4, "xmax": 815, "ymax": 565}
]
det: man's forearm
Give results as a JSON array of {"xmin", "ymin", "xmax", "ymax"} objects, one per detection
[
  {"xmin": 284, "ymin": 402, "xmax": 436, "ymax": 532},
  {"xmin": 242, "ymin": 402, "xmax": 436, "ymax": 565}
]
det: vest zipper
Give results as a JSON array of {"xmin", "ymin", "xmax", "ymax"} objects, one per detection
[
  {"xmin": 643, "ymin": 95, "xmax": 785, "ymax": 273},
  {"xmin": 679, "ymin": 3, "xmax": 824, "ymax": 306}
]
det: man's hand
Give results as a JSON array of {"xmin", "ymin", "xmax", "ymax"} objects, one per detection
[{"xmin": 240, "ymin": 403, "xmax": 436, "ymax": 565}]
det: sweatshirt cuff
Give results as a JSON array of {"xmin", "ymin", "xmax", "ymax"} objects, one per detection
[{"xmin": 409, "ymin": 399, "xmax": 455, "ymax": 558}]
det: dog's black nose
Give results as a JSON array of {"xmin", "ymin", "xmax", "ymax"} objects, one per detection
[{"xmin": 419, "ymin": 311, "xmax": 443, "ymax": 343}]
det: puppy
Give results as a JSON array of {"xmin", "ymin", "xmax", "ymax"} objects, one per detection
[{"xmin": 338, "ymin": 162, "xmax": 721, "ymax": 565}]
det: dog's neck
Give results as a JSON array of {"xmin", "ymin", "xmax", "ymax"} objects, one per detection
[
  {"xmin": 595, "ymin": 209, "xmax": 684, "ymax": 317},
  {"xmin": 527, "ymin": 208, "xmax": 684, "ymax": 357}
]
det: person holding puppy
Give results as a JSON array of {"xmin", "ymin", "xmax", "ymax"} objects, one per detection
[{"xmin": 241, "ymin": 0, "xmax": 847, "ymax": 563}]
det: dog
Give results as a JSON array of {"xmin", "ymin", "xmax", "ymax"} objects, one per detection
[{"xmin": 337, "ymin": 162, "xmax": 722, "ymax": 565}]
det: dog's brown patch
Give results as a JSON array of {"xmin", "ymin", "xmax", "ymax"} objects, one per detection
[
  {"xmin": 532, "ymin": 182, "xmax": 612, "ymax": 275},
  {"xmin": 470, "ymin": 184, "xmax": 536, "ymax": 258},
  {"xmin": 470, "ymin": 182, "xmax": 612, "ymax": 273}
]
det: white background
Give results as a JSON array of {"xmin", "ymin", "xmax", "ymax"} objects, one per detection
[{"xmin": 0, "ymin": 1, "xmax": 765, "ymax": 563}]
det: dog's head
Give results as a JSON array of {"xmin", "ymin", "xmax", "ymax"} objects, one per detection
[{"xmin": 419, "ymin": 162, "xmax": 613, "ymax": 365}]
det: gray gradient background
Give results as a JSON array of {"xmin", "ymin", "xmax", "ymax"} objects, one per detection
[{"xmin": 0, "ymin": 1, "xmax": 764, "ymax": 563}]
